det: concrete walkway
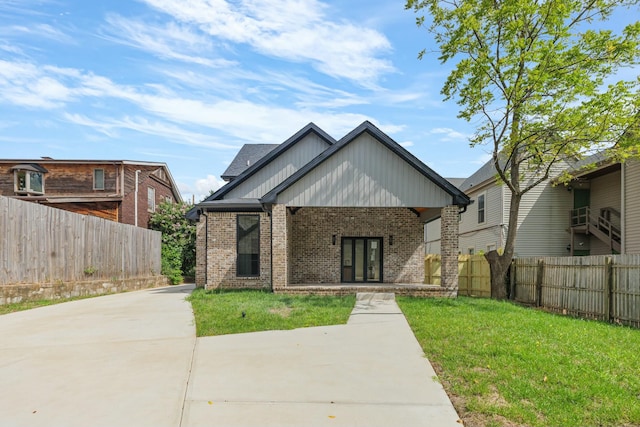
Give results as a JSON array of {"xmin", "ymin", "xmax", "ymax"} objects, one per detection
[
  {"xmin": 0, "ymin": 286, "xmax": 460, "ymax": 427},
  {"xmin": 182, "ymin": 292, "xmax": 460, "ymax": 427}
]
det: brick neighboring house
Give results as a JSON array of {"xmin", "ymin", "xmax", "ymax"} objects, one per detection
[
  {"xmin": 188, "ymin": 121, "xmax": 470, "ymax": 295},
  {"xmin": 0, "ymin": 159, "xmax": 182, "ymax": 228}
]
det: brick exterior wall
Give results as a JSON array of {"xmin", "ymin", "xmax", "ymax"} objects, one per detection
[
  {"xmin": 195, "ymin": 206, "xmax": 456, "ymax": 292},
  {"xmin": 195, "ymin": 211, "xmax": 271, "ymax": 289},
  {"xmin": 287, "ymin": 207, "xmax": 425, "ymax": 285},
  {"xmin": 271, "ymin": 204, "xmax": 289, "ymax": 291},
  {"xmin": 121, "ymin": 168, "xmax": 176, "ymax": 228},
  {"xmin": 440, "ymin": 205, "xmax": 460, "ymax": 293}
]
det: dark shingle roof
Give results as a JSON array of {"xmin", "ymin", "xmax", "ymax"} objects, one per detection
[
  {"xmin": 446, "ymin": 178, "xmax": 466, "ymax": 188},
  {"xmin": 221, "ymin": 144, "xmax": 279, "ymax": 181}
]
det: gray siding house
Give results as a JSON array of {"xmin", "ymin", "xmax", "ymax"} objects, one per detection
[
  {"xmin": 189, "ymin": 121, "xmax": 470, "ymax": 295},
  {"xmin": 426, "ymin": 159, "xmax": 573, "ymax": 257},
  {"xmin": 426, "ymin": 154, "xmax": 640, "ymax": 257}
]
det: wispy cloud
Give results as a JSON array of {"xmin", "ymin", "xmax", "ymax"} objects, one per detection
[
  {"xmin": 63, "ymin": 113, "xmax": 239, "ymax": 149},
  {"xmin": 101, "ymin": 14, "xmax": 235, "ymax": 68},
  {"xmin": 140, "ymin": 0, "xmax": 394, "ymax": 85},
  {"xmin": 430, "ymin": 127, "xmax": 471, "ymax": 142}
]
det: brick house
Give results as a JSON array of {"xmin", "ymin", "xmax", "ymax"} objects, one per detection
[
  {"xmin": 188, "ymin": 121, "xmax": 470, "ymax": 295},
  {"xmin": 0, "ymin": 159, "xmax": 182, "ymax": 228}
]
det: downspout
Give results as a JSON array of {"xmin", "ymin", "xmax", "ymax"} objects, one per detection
[
  {"xmin": 621, "ymin": 162, "xmax": 626, "ymax": 254},
  {"xmin": 134, "ymin": 170, "xmax": 141, "ymax": 227}
]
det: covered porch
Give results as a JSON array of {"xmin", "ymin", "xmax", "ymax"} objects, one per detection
[{"xmin": 270, "ymin": 204, "xmax": 462, "ymax": 295}]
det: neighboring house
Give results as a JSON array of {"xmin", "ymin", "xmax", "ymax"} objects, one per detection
[
  {"xmin": 426, "ymin": 153, "xmax": 640, "ymax": 257},
  {"xmin": 188, "ymin": 121, "xmax": 470, "ymax": 293},
  {"xmin": 426, "ymin": 159, "xmax": 573, "ymax": 257},
  {"xmin": 0, "ymin": 159, "xmax": 182, "ymax": 228},
  {"xmin": 564, "ymin": 154, "xmax": 640, "ymax": 255}
]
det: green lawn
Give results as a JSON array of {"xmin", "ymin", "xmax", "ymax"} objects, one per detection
[
  {"xmin": 397, "ymin": 296, "xmax": 640, "ymax": 427},
  {"xmin": 187, "ymin": 288, "xmax": 355, "ymax": 336},
  {"xmin": 0, "ymin": 294, "xmax": 103, "ymax": 315}
]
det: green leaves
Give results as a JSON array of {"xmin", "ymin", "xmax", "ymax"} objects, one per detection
[
  {"xmin": 407, "ymin": 0, "xmax": 640, "ymax": 169},
  {"xmin": 148, "ymin": 201, "xmax": 196, "ymax": 282}
]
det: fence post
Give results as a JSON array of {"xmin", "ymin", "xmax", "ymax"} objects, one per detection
[
  {"xmin": 509, "ymin": 259, "xmax": 516, "ymax": 300},
  {"xmin": 604, "ymin": 257, "xmax": 613, "ymax": 323},
  {"xmin": 536, "ymin": 259, "xmax": 544, "ymax": 307}
]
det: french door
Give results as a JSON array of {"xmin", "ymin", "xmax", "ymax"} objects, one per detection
[{"xmin": 341, "ymin": 237, "xmax": 382, "ymax": 283}]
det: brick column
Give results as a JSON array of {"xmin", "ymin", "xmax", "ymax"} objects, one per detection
[
  {"xmin": 271, "ymin": 204, "xmax": 289, "ymax": 291},
  {"xmin": 441, "ymin": 205, "xmax": 459, "ymax": 294},
  {"xmin": 195, "ymin": 213, "xmax": 207, "ymax": 288}
]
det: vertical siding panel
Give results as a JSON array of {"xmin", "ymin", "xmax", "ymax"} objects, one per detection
[
  {"xmin": 279, "ymin": 134, "xmax": 453, "ymax": 207},
  {"xmin": 625, "ymin": 161, "xmax": 640, "ymax": 253}
]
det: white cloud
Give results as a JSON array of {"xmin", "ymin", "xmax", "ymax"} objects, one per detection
[
  {"xmin": 399, "ymin": 140, "xmax": 414, "ymax": 147},
  {"xmin": 0, "ymin": 57, "xmax": 406, "ymax": 153},
  {"xmin": 140, "ymin": 0, "xmax": 394, "ymax": 85},
  {"xmin": 430, "ymin": 127, "xmax": 470, "ymax": 141},
  {"xmin": 102, "ymin": 15, "xmax": 236, "ymax": 68},
  {"xmin": 472, "ymin": 153, "xmax": 493, "ymax": 165},
  {"xmin": 179, "ymin": 174, "xmax": 227, "ymax": 203},
  {"xmin": 63, "ymin": 113, "xmax": 238, "ymax": 149}
]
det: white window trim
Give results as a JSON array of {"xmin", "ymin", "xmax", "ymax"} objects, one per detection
[
  {"xmin": 148, "ymin": 187, "xmax": 156, "ymax": 212},
  {"xmin": 93, "ymin": 168, "xmax": 105, "ymax": 190},
  {"xmin": 14, "ymin": 170, "xmax": 45, "ymax": 195},
  {"xmin": 477, "ymin": 192, "xmax": 486, "ymax": 224}
]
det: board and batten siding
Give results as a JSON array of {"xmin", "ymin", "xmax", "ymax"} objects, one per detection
[
  {"xmin": 588, "ymin": 169, "xmax": 622, "ymax": 255},
  {"xmin": 277, "ymin": 133, "xmax": 455, "ymax": 207},
  {"xmin": 225, "ymin": 133, "xmax": 330, "ymax": 199},
  {"xmin": 625, "ymin": 161, "xmax": 640, "ymax": 253}
]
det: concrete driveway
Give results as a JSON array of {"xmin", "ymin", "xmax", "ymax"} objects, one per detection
[
  {"xmin": 0, "ymin": 284, "xmax": 196, "ymax": 427},
  {"xmin": 0, "ymin": 286, "xmax": 460, "ymax": 427}
]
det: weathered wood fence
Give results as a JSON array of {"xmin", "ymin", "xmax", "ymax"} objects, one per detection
[
  {"xmin": 1, "ymin": 196, "xmax": 165, "ymax": 301},
  {"xmin": 425, "ymin": 254, "xmax": 491, "ymax": 297},
  {"xmin": 512, "ymin": 255, "xmax": 640, "ymax": 328}
]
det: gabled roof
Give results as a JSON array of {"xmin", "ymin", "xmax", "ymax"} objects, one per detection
[
  {"xmin": 458, "ymin": 158, "xmax": 498, "ymax": 193},
  {"xmin": 221, "ymin": 144, "xmax": 279, "ymax": 181},
  {"xmin": 186, "ymin": 123, "xmax": 335, "ymax": 220},
  {"xmin": 261, "ymin": 121, "xmax": 470, "ymax": 207}
]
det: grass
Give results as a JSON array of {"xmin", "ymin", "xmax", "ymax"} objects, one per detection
[
  {"xmin": 187, "ymin": 288, "xmax": 355, "ymax": 336},
  {"xmin": 0, "ymin": 294, "xmax": 103, "ymax": 315},
  {"xmin": 397, "ymin": 296, "xmax": 640, "ymax": 427}
]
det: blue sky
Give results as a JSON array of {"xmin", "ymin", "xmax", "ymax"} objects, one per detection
[{"xmin": 1, "ymin": 1, "xmax": 631, "ymax": 203}]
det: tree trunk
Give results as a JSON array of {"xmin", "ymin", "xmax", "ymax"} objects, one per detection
[{"xmin": 485, "ymin": 250, "xmax": 510, "ymax": 299}]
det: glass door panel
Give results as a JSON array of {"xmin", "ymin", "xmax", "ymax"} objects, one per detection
[
  {"xmin": 354, "ymin": 239, "xmax": 365, "ymax": 282},
  {"xmin": 342, "ymin": 239, "xmax": 353, "ymax": 281},
  {"xmin": 341, "ymin": 237, "xmax": 383, "ymax": 283},
  {"xmin": 367, "ymin": 239, "xmax": 381, "ymax": 282}
]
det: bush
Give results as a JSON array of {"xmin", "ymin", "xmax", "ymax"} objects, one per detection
[
  {"xmin": 161, "ymin": 244, "xmax": 183, "ymax": 285},
  {"xmin": 149, "ymin": 201, "xmax": 196, "ymax": 283}
]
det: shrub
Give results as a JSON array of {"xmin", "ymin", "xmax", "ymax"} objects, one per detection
[{"xmin": 149, "ymin": 201, "xmax": 196, "ymax": 283}]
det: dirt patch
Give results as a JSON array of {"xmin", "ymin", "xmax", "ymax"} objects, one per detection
[{"xmin": 269, "ymin": 306, "xmax": 293, "ymax": 317}]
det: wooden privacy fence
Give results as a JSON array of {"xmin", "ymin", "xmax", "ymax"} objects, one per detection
[
  {"xmin": 512, "ymin": 255, "xmax": 640, "ymax": 328},
  {"xmin": 1, "ymin": 196, "xmax": 162, "ymax": 285},
  {"xmin": 425, "ymin": 254, "xmax": 491, "ymax": 297}
]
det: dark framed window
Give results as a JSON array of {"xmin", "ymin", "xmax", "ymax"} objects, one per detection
[
  {"xmin": 477, "ymin": 193, "xmax": 485, "ymax": 224},
  {"xmin": 237, "ymin": 215, "xmax": 260, "ymax": 277}
]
